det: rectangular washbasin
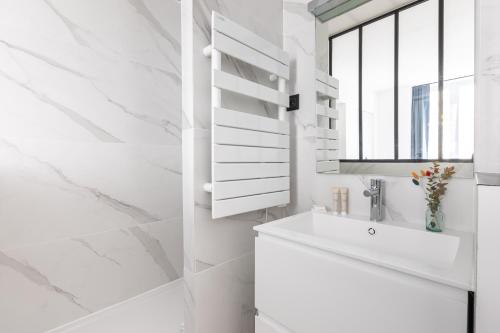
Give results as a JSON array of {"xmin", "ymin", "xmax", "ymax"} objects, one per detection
[{"xmin": 254, "ymin": 211, "xmax": 474, "ymax": 290}]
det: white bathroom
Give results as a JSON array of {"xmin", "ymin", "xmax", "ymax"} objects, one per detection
[{"xmin": 0, "ymin": 0, "xmax": 498, "ymax": 332}]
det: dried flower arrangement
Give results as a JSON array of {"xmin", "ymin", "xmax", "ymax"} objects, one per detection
[{"xmin": 411, "ymin": 161, "xmax": 456, "ymax": 231}]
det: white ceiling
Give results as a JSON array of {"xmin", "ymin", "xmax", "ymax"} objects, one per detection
[{"xmin": 327, "ymin": 0, "xmax": 417, "ymax": 36}]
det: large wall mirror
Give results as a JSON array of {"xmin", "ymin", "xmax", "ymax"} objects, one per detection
[{"xmin": 313, "ymin": 0, "xmax": 474, "ymax": 177}]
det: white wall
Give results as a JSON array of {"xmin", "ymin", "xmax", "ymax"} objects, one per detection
[
  {"xmin": 284, "ymin": 0, "xmax": 318, "ymax": 214},
  {"xmin": 475, "ymin": 0, "xmax": 500, "ymax": 331},
  {"xmin": 477, "ymin": 186, "xmax": 500, "ymax": 333},
  {"xmin": 475, "ymin": 0, "xmax": 500, "ymax": 174},
  {"xmin": 0, "ymin": 1, "xmax": 182, "ymax": 332},
  {"xmin": 182, "ymin": 0, "xmax": 284, "ymax": 332},
  {"xmin": 313, "ymin": 173, "xmax": 474, "ymax": 231}
]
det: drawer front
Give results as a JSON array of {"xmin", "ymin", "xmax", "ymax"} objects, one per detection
[{"xmin": 255, "ymin": 236, "xmax": 468, "ymax": 333}]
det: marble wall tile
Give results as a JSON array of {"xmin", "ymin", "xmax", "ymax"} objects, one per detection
[
  {"xmin": 194, "ymin": 206, "xmax": 264, "ymax": 271},
  {"xmin": 182, "ymin": 0, "xmax": 283, "ymax": 332},
  {"xmin": 0, "ymin": 0, "xmax": 183, "ymax": 331},
  {"xmin": 475, "ymin": 0, "xmax": 500, "ymax": 174},
  {"xmin": 284, "ymin": 0, "xmax": 318, "ymax": 215},
  {"xmin": 193, "ymin": 253, "xmax": 255, "ymax": 333},
  {"xmin": 0, "ymin": 0, "xmax": 181, "ymax": 145},
  {"xmin": 0, "ymin": 219, "xmax": 182, "ymax": 333},
  {"xmin": 315, "ymin": 19, "xmax": 329, "ymax": 73},
  {"xmin": 0, "ymin": 139, "xmax": 182, "ymax": 250},
  {"xmin": 314, "ymin": 174, "xmax": 475, "ymax": 231}
]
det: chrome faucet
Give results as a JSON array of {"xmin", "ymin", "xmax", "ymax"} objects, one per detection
[{"xmin": 363, "ymin": 179, "xmax": 385, "ymax": 222}]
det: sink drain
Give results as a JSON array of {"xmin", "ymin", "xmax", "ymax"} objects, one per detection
[{"xmin": 368, "ymin": 227, "xmax": 376, "ymax": 235}]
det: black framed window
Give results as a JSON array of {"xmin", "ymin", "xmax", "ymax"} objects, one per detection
[{"xmin": 329, "ymin": 0, "xmax": 474, "ymax": 162}]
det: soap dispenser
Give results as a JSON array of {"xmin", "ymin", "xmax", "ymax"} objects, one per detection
[
  {"xmin": 332, "ymin": 187, "xmax": 340, "ymax": 215},
  {"xmin": 340, "ymin": 187, "xmax": 348, "ymax": 216}
]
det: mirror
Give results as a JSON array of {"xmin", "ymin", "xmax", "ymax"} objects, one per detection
[{"xmin": 313, "ymin": 0, "xmax": 474, "ymax": 177}]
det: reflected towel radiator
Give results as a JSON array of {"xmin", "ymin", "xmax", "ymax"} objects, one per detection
[{"xmin": 315, "ymin": 69, "xmax": 340, "ymax": 173}]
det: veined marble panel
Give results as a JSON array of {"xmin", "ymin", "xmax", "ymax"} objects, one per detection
[
  {"xmin": 315, "ymin": 18, "xmax": 329, "ymax": 73},
  {"xmin": 313, "ymin": 174, "xmax": 475, "ymax": 232},
  {"xmin": 182, "ymin": 0, "xmax": 283, "ymax": 332},
  {"xmin": 0, "ymin": 218, "xmax": 182, "ymax": 333},
  {"xmin": 0, "ymin": 138, "xmax": 181, "ymax": 250},
  {"xmin": 193, "ymin": 252, "xmax": 255, "ymax": 333},
  {"xmin": 193, "ymin": 206, "xmax": 264, "ymax": 271},
  {"xmin": 0, "ymin": 0, "xmax": 181, "ymax": 145},
  {"xmin": 47, "ymin": 279, "xmax": 184, "ymax": 333},
  {"xmin": 0, "ymin": 0, "xmax": 183, "ymax": 331},
  {"xmin": 284, "ymin": 0, "xmax": 317, "ymax": 214},
  {"xmin": 475, "ymin": 0, "xmax": 500, "ymax": 174}
]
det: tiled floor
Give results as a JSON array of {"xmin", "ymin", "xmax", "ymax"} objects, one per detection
[{"xmin": 47, "ymin": 279, "xmax": 184, "ymax": 333}]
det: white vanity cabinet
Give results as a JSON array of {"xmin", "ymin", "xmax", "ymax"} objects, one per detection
[{"xmin": 254, "ymin": 212, "xmax": 475, "ymax": 333}]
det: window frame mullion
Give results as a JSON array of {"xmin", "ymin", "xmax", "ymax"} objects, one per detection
[
  {"xmin": 438, "ymin": 0, "xmax": 444, "ymax": 160},
  {"xmin": 394, "ymin": 11, "xmax": 399, "ymax": 160},
  {"xmin": 358, "ymin": 26, "xmax": 363, "ymax": 160}
]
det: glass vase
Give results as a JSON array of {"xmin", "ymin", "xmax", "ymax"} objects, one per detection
[{"xmin": 426, "ymin": 207, "xmax": 444, "ymax": 232}]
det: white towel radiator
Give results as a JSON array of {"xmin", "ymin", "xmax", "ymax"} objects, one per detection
[{"xmin": 204, "ymin": 12, "xmax": 291, "ymax": 219}]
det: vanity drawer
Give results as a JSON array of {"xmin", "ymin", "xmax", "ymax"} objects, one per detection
[{"xmin": 255, "ymin": 236, "xmax": 468, "ymax": 333}]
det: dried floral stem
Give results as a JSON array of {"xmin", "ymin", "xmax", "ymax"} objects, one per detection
[{"xmin": 411, "ymin": 161, "xmax": 455, "ymax": 215}]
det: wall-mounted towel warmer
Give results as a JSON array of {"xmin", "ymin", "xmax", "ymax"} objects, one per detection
[
  {"xmin": 315, "ymin": 69, "xmax": 340, "ymax": 173},
  {"xmin": 203, "ymin": 12, "xmax": 291, "ymax": 219}
]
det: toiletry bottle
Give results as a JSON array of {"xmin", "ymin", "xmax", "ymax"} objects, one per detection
[
  {"xmin": 332, "ymin": 187, "xmax": 340, "ymax": 215},
  {"xmin": 340, "ymin": 187, "xmax": 348, "ymax": 216}
]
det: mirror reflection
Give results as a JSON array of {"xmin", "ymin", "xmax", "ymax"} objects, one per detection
[{"xmin": 325, "ymin": 0, "xmax": 474, "ymax": 162}]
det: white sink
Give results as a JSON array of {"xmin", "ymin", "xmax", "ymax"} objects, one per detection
[{"xmin": 254, "ymin": 211, "xmax": 475, "ymax": 290}]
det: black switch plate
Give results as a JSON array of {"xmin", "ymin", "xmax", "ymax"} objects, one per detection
[{"xmin": 287, "ymin": 94, "xmax": 299, "ymax": 111}]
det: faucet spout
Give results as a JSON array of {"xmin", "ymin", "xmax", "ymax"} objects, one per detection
[{"xmin": 363, "ymin": 179, "xmax": 385, "ymax": 222}]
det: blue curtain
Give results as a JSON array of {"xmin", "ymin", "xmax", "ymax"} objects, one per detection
[{"xmin": 411, "ymin": 84, "xmax": 430, "ymax": 159}]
